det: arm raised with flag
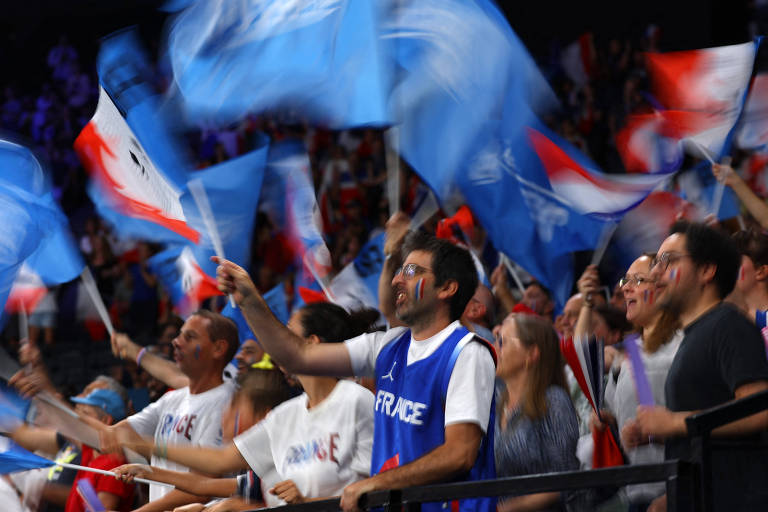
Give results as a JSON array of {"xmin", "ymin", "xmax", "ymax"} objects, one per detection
[{"xmin": 213, "ymin": 257, "xmax": 353, "ymax": 377}]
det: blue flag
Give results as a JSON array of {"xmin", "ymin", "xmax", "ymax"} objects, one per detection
[
  {"xmin": 261, "ymin": 139, "xmax": 332, "ymax": 298},
  {"xmin": 221, "ymin": 283, "xmax": 289, "ymax": 345},
  {"xmin": 165, "ymin": 0, "xmax": 390, "ymax": 128},
  {"xmin": 0, "ymin": 437, "xmax": 54, "ymax": 474},
  {"xmin": 0, "ymin": 140, "xmax": 76, "ymax": 313}
]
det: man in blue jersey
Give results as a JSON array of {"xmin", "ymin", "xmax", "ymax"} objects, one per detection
[{"xmin": 214, "ymin": 219, "xmax": 497, "ymax": 512}]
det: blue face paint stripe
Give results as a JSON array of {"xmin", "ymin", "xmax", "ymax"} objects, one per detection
[{"xmin": 195, "ymin": 344, "xmax": 201, "ymax": 359}]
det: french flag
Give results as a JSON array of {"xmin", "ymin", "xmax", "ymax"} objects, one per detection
[
  {"xmin": 527, "ymin": 127, "xmax": 672, "ymax": 220},
  {"xmin": 560, "ymin": 33, "xmax": 596, "ymax": 86},
  {"xmin": 736, "ymin": 73, "xmax": 768, "ymax": 150},
  {"xmin": 149, "ymin": 245, "xmax": 222, "ymax": 318},
  {"xmin": 615, "ymin": 113, "xmax": 683, "ymax": 173},
  {"xmin": 614, "ymin": 191, "xmax": 702, "ymax": 269},
  {"xmin": 5, "ymin": 265, "xmax": 47, "ymax": 314},
  {"xmin": 75, "ymin": 87, "xmax": 200, "ymax": 244},
  {"xmin": 646, "ymin": 40, "xmax": 759, "ymax": 158}
]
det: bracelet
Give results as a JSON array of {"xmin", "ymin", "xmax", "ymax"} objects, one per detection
[{"xmin": 136, "ymin": 347, "xmax": 148, "ymax": 367}]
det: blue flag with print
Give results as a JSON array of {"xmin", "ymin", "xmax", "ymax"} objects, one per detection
[
  {"xmin": 0, "ymin": 437, "xmax": 54, "ymax": 474},
  {"xmin": 165, "ymin": 0, "xmax": 390, "ymax": 128}
]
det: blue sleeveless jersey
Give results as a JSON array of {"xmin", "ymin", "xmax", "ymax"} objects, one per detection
[{"xmin": 371, "ymin": 325, "xmax": 496, "ymax": 512}]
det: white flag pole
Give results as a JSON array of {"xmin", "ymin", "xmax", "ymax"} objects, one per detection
[
  {"xmin": 187, "ymin": 179, "xmax": 235, "ymax": 307},
  {"xmin": 80, "ymin": 267, "xmax": 114, "ymax": 338}
]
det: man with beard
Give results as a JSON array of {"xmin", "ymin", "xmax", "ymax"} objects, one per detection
[
  {"xmin": 624, "ymin": 221, "xmax": 768, "ymax": 511},
  {"xmin": 214, "ymin": 222, "xmax": 496, "ymax": 512}
]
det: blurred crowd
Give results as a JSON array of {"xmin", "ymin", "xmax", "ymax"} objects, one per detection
[{"xmin": 2, "ymin": 19, "xmax": 768, "ymax": 512}]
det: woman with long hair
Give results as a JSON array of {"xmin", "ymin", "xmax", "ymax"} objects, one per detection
[{"xmin": 494, "ymin": 313, "xmax": 580, "ymax": 512}]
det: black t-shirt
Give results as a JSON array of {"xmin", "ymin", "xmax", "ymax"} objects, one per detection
[
  {"xmin": 664, "ymin": 303, "xmax": 768, "ymax": 510},
  {"xmin": 665, "ymin": 303, "xmax": 768, "ymax": 412}
]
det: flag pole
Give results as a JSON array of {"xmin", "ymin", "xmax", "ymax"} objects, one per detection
[
  {"xmin": 80, "ymin": 267, "xmax": 114, "ymax": 338},
  {"xmin": 56, "ymin": 462, "xmax": 174, "ymax": 488},
  {"xmin": 188, "ymin": 179, "xmax": 236, "ymax": 307},
  {"xmin": 409, "ymin": 191, "xmax": 439, "ymax": 231},
  {"xmin": 499, "ymin": 253, "xmax": 526, "ymax": 296},
  {"xmin": 590, "ymin": 222, "xmax": 617, "ymax": 267}
]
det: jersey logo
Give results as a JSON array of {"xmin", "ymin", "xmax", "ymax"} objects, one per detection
[{"xmin": 381, "ymin": 361, "xmax": 397, "ymax": 382}]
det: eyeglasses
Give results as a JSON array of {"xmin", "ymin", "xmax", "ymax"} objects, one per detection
[
  {"xmin": 394, "ymin": 263, "xmax": 433, "ymax": 280},
  {"xmin": 649, "ymin": 252, "xmax": 692, "ymax": 272},
  {"xmin": 618, "ymin": 275, "xmax": 656, "ymax": 288}
]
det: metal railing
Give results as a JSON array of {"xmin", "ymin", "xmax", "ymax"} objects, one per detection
[{"xmin": 251, "ymin": 390, "xmax": 768, "ymax": 512}]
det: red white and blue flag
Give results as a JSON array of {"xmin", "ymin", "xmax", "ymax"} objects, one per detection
[{"xmin": 646, "ymin": 40, "xmax": 759, "ymax": 158}]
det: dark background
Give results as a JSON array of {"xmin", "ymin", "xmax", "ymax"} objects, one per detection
[{"xmin": 0, "ymin": 0, "xmax": 754, "ymax": 89}]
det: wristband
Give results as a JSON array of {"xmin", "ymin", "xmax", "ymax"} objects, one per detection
[{"xmin": 136, "ymin": 347, "xmax": 148, "ymax": 367}]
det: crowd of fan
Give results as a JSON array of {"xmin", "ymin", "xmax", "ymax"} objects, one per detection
[{"xmin": 2, "ymin": 24, "xmax": 768, "ymax": 512}]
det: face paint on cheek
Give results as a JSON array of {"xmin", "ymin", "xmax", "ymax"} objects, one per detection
[
  {"xmin": 669, "ymin": 268, "xmax": 680, "ymax": 285},
  {"xmin": 195, "ymin": 344, "xmax": 201, "ymax": 359},
  {"xmin": 643, "ymin": 289, "xmax": 649, "ymax": 303},
  {"xmin": 415, "ymin": 278, "xmax": 424, "ymax": 302},
  {"xmin": 531, "ymin": 299, "xmax": 537, "ymax": 313}
]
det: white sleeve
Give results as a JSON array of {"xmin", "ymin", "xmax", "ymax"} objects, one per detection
[
  {"xmin": 444, "ymin": 342, "xmax": 495, "ymax": 433},
  {"xmin": 127, "ymin": 393, "xmax": 166, "ymax": 437},
  {"xmin": 350, "ymin": 387, "xmax": 375, "ymax": 477},
  {"xmin": 344, "ymin": 328, "xmax": 407, "ymax": 377},
  {"xmin": 233, "ymin": 418, "xmax": 273, "ymax": 477}
]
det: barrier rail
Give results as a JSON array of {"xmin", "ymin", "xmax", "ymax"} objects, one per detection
[{"xmin": 251, "ymin": 390, "xmax": 768, "ymax": 512}]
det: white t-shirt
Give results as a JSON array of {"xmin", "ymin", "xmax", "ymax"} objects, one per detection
[
  {"xmin": 234, "ymin": 380, "xmax": 373, "ymax": 507},
  {"xmin": 128, "ymin": 382, "xmax": 234, "ymax": 501},
  {"xmin": 345, "ymin": 320, "xmax": 495, "ymax": 433}
]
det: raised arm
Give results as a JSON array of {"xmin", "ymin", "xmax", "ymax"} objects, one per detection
[
  {"xmin": 111, "ymin": 332, "xmax": 189, "ymax": 390},
  {"xmin": 378, "ymin": 213, "xmax": 410, "ymax": 328},
  {"xmin": 574, "ymin": 265, "xmax": 600, "ymax": 339},
  {"xmin": 712, "ymin": 163, "xmax": 768, "ymax": 228},
  {"xmin": 214, "ymin": 257, "xmax": 353, "ymax": 376}
]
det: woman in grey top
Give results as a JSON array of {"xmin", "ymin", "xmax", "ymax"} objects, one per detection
[
  {"xmin": 494, "ymin": 313, "xmax": 580, "ymax": 512},
  {"xmin": 601, "ymin": 254, "xmax": 682, "ymax": 509}
]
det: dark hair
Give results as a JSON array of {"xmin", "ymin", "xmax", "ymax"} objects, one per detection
[
  {"xmin": 501, "ymin": 314, "xmax": 566, "ymax": 420},
  {"xmin": 733, "ymin": 229, "xmax": 768, "ymax": 267},
  {"xmin": 298, "ymin": 302, "xmax": 380, "ymax": 342},
  {"xmin": 191, "ymin": 310, "xmax": 240, "ymax": 365},
  {"xmin": 670, "ymin": 220, "xmax": 740, "ymax": 299},
  {"xmin": 526, "ymin": 281, "xmax": 552, "ymax": 301},
  {"xmin": 235, "ymin": 368, "xmax": 291, "ymax": 414},
  {"xmin": 594, "ymin": 303, "xmax": 632, "ymax": 335},
  {"xmin": 401, "ymin": 230, "xmax": 478, "ymax": 321}
]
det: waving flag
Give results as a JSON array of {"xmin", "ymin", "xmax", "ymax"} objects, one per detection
[
  {"xmin": 77, "ymin": 87, "xmax": 198, "ymax": 243},
  {"xmin": 0, "ymin": 139, "xmax": 77, "ymax": 314},
  {"xmin": 736, "ymin": 73, "xmax": 768, "ymax": 150},
  {"xmin": 387, "ymin": 0, "xmax": 556, "ymax": 212},
  {"xmin": 676, "ymin": 161, "xmax": 741, "ymax": 220},
  {"xmin": 615, "ymin": 113, "xmax": 684, "ymax": 173},
  {"xmin": 262, "ymin": 139, "xmax": 333, "ymax": 297},
  {"xmin": 646, "ymin": 40, "xmax": 759, "ymax": 158},
  {"xmin": 6, "ymin": 265, "xmax": 48, "ymax": 313},
  {"xmin": 149, "ymin": 245, "xmax": 222, "ymax": 318},
  {"xmin": 329, "ymin": 233, "xmax": 385, "ymax": 313},
  {"xmin": 560, "ymin": 33, "xmax": 596, "ymax": 87},
  {"xmin": 0, "ymin": 437, "xmax": 56, "ymax": 474},
  {"xmin": 221, "ymin": 283, "xmax": 289, "ymax": 345},
  {"xmin": 165, "ymin": 0, "xmax": 389, "ymax": 128},
  {"xmin": 526, "ymin": 127, "xmax": 673, "ymax": 220},
  {"xmin": 614, "ymin": 191, "xmax": 702, "ymax": 269}
]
